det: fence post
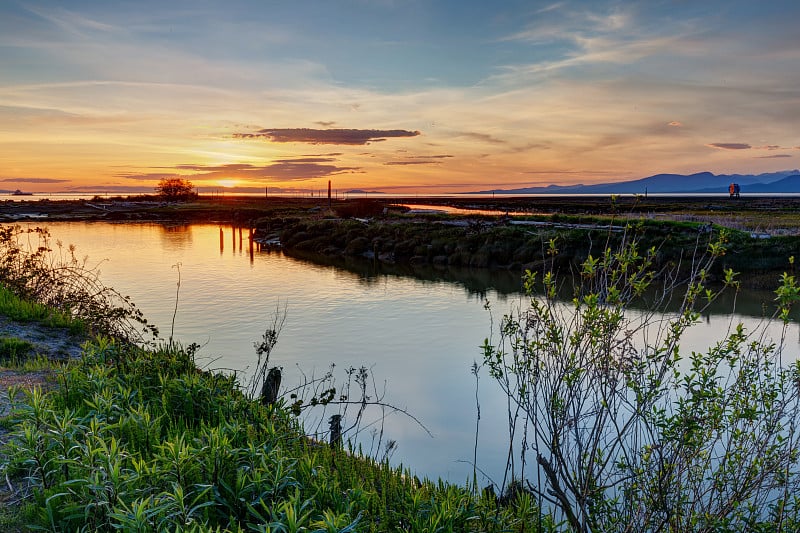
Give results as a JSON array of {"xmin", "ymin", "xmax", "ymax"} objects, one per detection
[
  {"xmin": 260, "ymin": 367, "xmax": 282, "ymax": 407},
  {"xmin": 329, "ymin": 414, "xmax": 342, "ymax": 449}
]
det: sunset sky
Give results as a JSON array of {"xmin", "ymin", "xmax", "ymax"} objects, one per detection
[{"xmin": 1, "ymin": 0, "xmax": 799, "ymax": 194}]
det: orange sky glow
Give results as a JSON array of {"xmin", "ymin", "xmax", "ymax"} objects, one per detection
[{"xmin": 1, "ymin": 1, "xmax": 799, "ymax": 194}]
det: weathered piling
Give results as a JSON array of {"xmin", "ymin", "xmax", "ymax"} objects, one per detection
[
  {"xmin": 260, "ymin": 367, "xmax": 282, "ymax": 407},
  {"xmin": 329, "ymin": 414, "xmax": 342, "ymax": 449}
]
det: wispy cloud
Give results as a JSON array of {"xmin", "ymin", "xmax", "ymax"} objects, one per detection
[
  {"xmin": 384, "ymin": 161, "xmax": 441, "ymax": 166},
  {"xmin": 707, "ymin": 143, "xmax": 751, "ymax": 150},
  {"xmin": 271, "ymin": 158, "xmax": 337, "ymax": 163},
  {"xmin": 755, "ymin": 154, "xmax": 792, "ymax": 159},
  {"xmin": 383, "ymin": 154, "xmax": 454, "ymax": 166},
  {"xmin": 453, "ymin": 131, "xmax": 507, "ymax": 145},
  {"xmin": 707, "ymin": 143, "xmax": 793, "ymax": 153},
  {"xmin": 0, "ymin": 177, "xmax": 69, "ymax": 183},
  {"xmin": 22, "ymin": 4, "xmax": 120, "ymax": 37},
  {"xmin": 233, "ymin": 128, "xmax": 421, "ymax": 145},
  {"xmin": 117, "ymin": 172, "xmax": 181, "ymax": 181},
  {"xmin": 67, "ymin": 184, "xmax": 152, "ymax": 193}
]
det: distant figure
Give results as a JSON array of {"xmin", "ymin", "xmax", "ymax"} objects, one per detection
[{"xmin": 729, "ymin": 183, "xmax": 740, "ymax": 198}]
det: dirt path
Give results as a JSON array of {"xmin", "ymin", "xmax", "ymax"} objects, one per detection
[
  {"xmin": 0, "ymin": 316, "xmax": 88, "ymax": 526},
  {"xmin": 0, "ymin": 316, "xmax": 87, "ymax": 441}
]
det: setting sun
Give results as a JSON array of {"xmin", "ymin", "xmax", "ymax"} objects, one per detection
[{"xmin": 217, "ymin": 179, "xmax": 238, "ymax": 188}]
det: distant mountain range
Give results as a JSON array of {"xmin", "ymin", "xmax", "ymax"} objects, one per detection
[{"xmin": 475, "ymin": 170, "xmax": 800, "ymax": 194}]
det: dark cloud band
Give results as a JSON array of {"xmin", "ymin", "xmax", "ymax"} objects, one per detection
[
  {"xmin": 707, "ymin": 143, "xmax": 751, "ymax": 150},
  {"xmin": 234, "ymin": 128, "xmax": 421, "ymax": 145}
]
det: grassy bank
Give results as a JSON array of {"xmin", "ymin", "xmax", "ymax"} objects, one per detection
[
  {"xmin": 272, "ymin": 213, "xmax": 799, "ymax": 288},
  {"xmin": 0, "ymin": 335, "xmax": 543, "ymax": 532}
]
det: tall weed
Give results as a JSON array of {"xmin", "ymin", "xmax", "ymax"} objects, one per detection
[
  {"xmin": 0, "ymin": 225, "xmax": 156, "ymax": 342},
  {"xmin": 481, "ymin": 227, "xmax": 800, "ymax": 531}
]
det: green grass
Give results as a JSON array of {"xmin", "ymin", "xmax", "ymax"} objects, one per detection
[
  {"xmin": 4, "ymin": 354, "xmax": 62, "ymax": 372},
  {"xmin": 0, "ymin": 506, "xmax": 29, "ymax": 533},
  {"xmin": 0, "ymin": 336, "xmax": 34, "ymax": 362},
  {"xmin": 0, "ymin": 286, "xmax": 84, "ymax": 334},
  {"xmin": 1, "ymin": 338, "xmax": 545, "ymax": 532}
]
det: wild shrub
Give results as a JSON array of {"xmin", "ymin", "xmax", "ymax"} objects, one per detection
[
  {"xmin": 0, "ymin": 225, "xmax": 157, "ymax": 343},
  {"xmin": 481, "ymin": 227, "xmax": 800, "ymax": 531},
  {"xmin": 344, "ymin": 236, "xmax": 369, "ymax": 255}
]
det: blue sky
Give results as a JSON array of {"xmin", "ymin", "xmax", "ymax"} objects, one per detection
[{"xmin": 1, "ymin": 0, "xmax": 799, "ymax": 192}]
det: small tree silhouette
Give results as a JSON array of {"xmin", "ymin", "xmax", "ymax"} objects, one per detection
[{"xmin": 155, "ymin": 177, "xmax": 196, "ymax": 201}]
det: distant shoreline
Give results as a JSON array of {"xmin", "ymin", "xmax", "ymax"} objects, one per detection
[
  {"xmin": 1, "ymin": 196, "xmax": 798, "ymax": 290},
  {"xmin": 2, "ymin": 193, "xmax": 800, "ymax": 226}
]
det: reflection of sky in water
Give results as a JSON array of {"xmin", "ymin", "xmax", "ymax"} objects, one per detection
[
  {"xmin": 20, "ymin": 221, "xmax": 800, "ymax": 484},
  {"xmin": 400, "ymin": 203, "xmax": 536, "ymax": 216}
]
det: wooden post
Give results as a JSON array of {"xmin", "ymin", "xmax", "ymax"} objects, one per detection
[
  {"xmin": 219, "ymin": 227, "xmax": 224, "ymax": 253},
  {"xmin": 232, "ymin": 226, "xmax": 236, "ymax": 252},
  {"xmin": 260, "ymin": 367, "xmax": 282, "ymax": 407},
  {"xmin": 328, "ymin": 180, "xmax": 331, "ymax": 210},
  {"xmin": 329, "ymin": 414, "xmax": 342, "ymax": 449}
]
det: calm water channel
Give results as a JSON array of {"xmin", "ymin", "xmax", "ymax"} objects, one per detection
[{"xmin": 24, "ymin": 221, "xmax": 800, "ymax": 484}]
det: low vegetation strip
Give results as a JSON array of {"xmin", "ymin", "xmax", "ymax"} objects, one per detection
[
  {"xmin": 272, "ymin": 214, "xmax": 800, "ymax": 288},
  {"xmin": 0, "ymin": 338, "xmax": 540, "ymax": 532}
]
